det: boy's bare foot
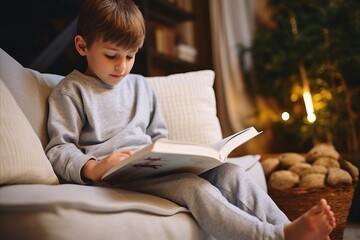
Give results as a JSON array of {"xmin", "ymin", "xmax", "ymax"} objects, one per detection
[{"xmin": 284, "ymin": 198, "xmax": 336, "ymax": 240}]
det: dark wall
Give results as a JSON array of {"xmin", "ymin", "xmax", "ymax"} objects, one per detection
[{"xmin": 0, "ymin": 0, "xmax": 84, "ymax": 75}]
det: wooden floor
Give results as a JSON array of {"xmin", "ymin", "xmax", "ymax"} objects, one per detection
[{"xmin": 344, "ymin": 222, "xmax": 360, "ymax": 240}]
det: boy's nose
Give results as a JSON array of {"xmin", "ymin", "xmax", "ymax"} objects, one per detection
[{"xmin": 115, "ymin": 60, "xmax": 126, "ymax": 72}]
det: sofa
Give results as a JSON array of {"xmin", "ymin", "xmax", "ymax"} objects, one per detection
[{"xmin": 0, "ymin": 48, "xmax": 267, "ymax": 240}]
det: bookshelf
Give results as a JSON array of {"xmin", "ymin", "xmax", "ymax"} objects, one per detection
[{"xmin": 133, "ymin": 0, "xmax": 213, "ymax": 76}]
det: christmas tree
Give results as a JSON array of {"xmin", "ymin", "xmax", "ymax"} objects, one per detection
[{"xmin": 251, "ymin": 0, "xmax": 360, "ymax": 153}]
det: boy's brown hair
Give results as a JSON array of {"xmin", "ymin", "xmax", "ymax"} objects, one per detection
[{"xmin": 77, "ymin": 0, "xmax": 145, "ymax": 50}]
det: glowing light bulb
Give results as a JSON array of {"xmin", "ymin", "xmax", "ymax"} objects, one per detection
[
  {"xmin": 307, "ymin": 113, "xmax": 316, "ymax": 123},
  {"xmin": 282, "ymin": 112, "xmax": 290, "ymax": 121}
]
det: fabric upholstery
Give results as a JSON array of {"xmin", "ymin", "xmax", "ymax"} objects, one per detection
[
  {"xmin": 148, "ymin": 71, "xmax": 223, "ymax": 145},
  {"xmin": 0, "ymin": 49, "xmax": 58, "ymax": 147},
  {"xmin": 0, "ymin": 80, "xmax": 58, "ymax": 185},
  {"xmin": 0, "ymin": 184, "xmax": 213, "ymax": 240},
  {"xmin": 0, "ymin": 184, "xmax": 188, "ymax": 214}
]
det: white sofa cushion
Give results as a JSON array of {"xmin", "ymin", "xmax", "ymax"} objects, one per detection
[
  {"xmin": 148, "ymin": 71, "xmax": 223, "ymax": 146},
  {"xmin": 0, "ymin": 184, "xmax": 187, "ymax": 214},
  {"xmin": 0, "ymin": 80, "xmax": 58, "ymax": 185},
  {"xmin": 0, "ymin": 49, "xmax": 58, "ymax": 148},
  {"xmin": 0, "ymin": 184, "xmax": 212, "ymax": 240}
]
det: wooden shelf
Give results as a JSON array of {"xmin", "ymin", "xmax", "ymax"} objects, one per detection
[
  {"xmin": 150, "ymin": 0, "xmax": 195, "ymax": 23},
  {"xmin": 149, "ymin": 10, "xmax": 194, "ymax": 26},
  {"xmin": 151, "ymin": 51, "xmax": 199, "ymax": 68},
  {"xmin": 133, "ymin": 0, "xmax": 212, "ymax": 76}
]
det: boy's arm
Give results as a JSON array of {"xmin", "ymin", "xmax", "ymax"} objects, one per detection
[
  {"xmin": 146, "ymin": 81, "xmax": 168, "ymax": 141},
  {"xmin": 45, "ymin": 90, "xmax": 92, "ymax": 184}
]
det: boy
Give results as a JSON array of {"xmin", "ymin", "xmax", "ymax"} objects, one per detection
[{"xmin": 46, "ymin": 0, "xmax": 335, "ymax": 239}]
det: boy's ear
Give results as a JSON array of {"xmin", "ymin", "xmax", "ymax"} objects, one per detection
[{"xmin": 75, "ymin": 35, "xmax": 87, "ymax": 56}]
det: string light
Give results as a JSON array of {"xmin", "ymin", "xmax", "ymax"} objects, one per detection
[
  {"xmin": 299, "ymin": 63, "xmax": 316, "ymax": 123},
  {"xmin": 290, "ymin": 12, "xmax": 317, "ymax": 124},
  {"xmin": 303, "ymin": 91, "xmax": 316, "ymax": 123}
]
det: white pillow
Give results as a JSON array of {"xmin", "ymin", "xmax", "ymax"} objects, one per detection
[
  {"xmin": 0, "ymin": 49, "xmax": 59, "ymax": 147},
  {"xmin": 147, "ymin": 70, "xmax": 223, "ymax": 146},
  {"xmin": 0, "ymin": 79, "xmax": 59, "ymax": 185}
]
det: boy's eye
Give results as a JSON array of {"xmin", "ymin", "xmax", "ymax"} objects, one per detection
[
  {"xmin": 127, "ymin": 55, "xmax": 135, "ymax": 60},
  {"xmin": 105, "ymin": 54, "xmax": 117, "ymax": 59}
]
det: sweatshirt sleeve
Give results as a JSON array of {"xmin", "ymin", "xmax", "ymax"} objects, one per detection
[
  {"xmin": 45, "ymin": 87, "xmax": 94, "ymax": 184},
  {"xmin": 144, "ymin": 78, "xmax": 168, "ymax": 141}
]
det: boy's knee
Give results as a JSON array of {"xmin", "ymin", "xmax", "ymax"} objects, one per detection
[
  {"xmin": 214, "ymin": 163, "xmax": 245, "ymax": 178},
  {"xmin": 171, "ymin": 173, "xmax": 211, "ymax": 190},
  {"xmin": 199, "ymin": 163, "xmax": 247, "ymax": 188}
]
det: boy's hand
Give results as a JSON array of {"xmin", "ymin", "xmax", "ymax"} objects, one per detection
[{"xmin": 81, "ymin": 151, "xmax": 133, "ymax": 182}]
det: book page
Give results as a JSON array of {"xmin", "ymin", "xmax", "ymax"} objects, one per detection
[
  {"xmin": 211, "ymin": 127, "xmax": 262, "ymax": 161},
  {"xmin": 101, "ymin": 139, "xmax": 221, "ymax": 182},
  {"xmin": 102, "ymin": 152, "xmax": 222, "ymax": 183}
]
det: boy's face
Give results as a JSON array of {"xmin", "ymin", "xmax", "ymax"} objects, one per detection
[{"xmin": 75, "ymin": 35, "xmax": 138, "ymax": 85}]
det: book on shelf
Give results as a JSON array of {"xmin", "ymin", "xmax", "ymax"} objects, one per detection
[
  {"xmin": 177, "ymin": 43, "xmax": 197, "ymax": 62},
  {"xmin": 101, "ymin": 126, "xmax": 262, "ymax": 183},
  {"xmin": 149, "ymin": 22, "xmax": 177, "ymax": 56},
  {"xmin": 155, "ymin": 27, "xmax": 177, "ymax": 56}
]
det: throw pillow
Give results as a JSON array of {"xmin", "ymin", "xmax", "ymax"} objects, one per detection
[
  {"xmin": 147, "ymin": 70, "xmax": 223, "ymax": 146},
  {"xmin": 0, "ymin": 48, "xmax": 59, "ymax": 147},
  {"xmin": 0, "ymin": 79, "xmax": 59, "ymax": 185}
]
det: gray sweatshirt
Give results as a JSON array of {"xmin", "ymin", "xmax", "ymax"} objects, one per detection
[{"xmin": 45, "ymin": 70, "xmax": 168, "ymax": 184}]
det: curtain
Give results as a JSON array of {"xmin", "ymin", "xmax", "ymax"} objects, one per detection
[
  {"xmin": 209, "ymin": 0, "xmax": 257, "ymax": 136},
  {"xmin": 209, "ymin": 0, "xmax": 273, "ymax": 154}
]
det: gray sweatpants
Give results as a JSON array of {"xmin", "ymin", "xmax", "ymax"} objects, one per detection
[{"xmin": 117, "ymin": 163, "xmax": 290, "ymax": 240}]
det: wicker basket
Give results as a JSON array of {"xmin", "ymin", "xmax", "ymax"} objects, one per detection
[{"xmin": 269, "ymin": 184, "xmax": 356, "ymax": 240}]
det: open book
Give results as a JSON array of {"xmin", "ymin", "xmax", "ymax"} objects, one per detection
[{"xmin": 101, "ymin": 126, "xmax": 262, "ymax": 183}]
